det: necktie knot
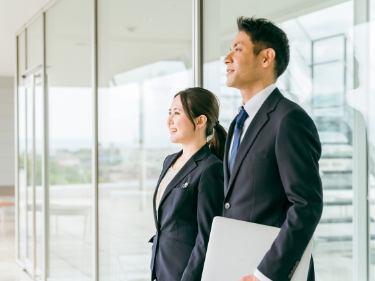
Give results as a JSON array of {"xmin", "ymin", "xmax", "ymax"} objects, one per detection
[{"xmin": 236, "ymin": 107, "xmax": 249, "ymax": 128}]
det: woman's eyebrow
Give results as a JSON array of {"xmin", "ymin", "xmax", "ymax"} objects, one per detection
[{"xmin": 169, "ymin": 108, "xmax": 180, "ymax": 111}]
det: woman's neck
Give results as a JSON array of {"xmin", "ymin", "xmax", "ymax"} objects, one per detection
[
  {"xmin": 172, "ymin": 138, "xmax": 206, "ymax": 170},
  {"xmin": 181, "ymin": 139, "xmax": 206, "ymax": 160}
]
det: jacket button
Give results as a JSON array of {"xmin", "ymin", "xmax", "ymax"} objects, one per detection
[{"xmin": 225, "ymin": 203, "xmax": 231, "ymax": 209}]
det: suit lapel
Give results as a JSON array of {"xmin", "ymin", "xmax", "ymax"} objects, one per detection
[
  {"xmin": 223, "ymin": 118, "xmax": 236, "ymax": 190},
  {"xmin": 152, "ymin": 151, "xmax": 182, "ymax": 228},
  {"xmin": 225, "ymin": 88, "xmax": 283, "ymax": 198},
  {"xmin": 156, "ymin": 144, "xmax": 210, "ymax": 220}
]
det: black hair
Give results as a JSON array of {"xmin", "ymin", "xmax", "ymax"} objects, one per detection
[
  {"xmin": 174, "ymin": 87, "xmax": 227, "ymax": 161},
  {"xmin": 237, "ymin": 16, "xmax": 290, "ymax": 77}
]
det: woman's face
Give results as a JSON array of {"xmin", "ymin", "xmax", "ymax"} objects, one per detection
[{"xmin": 167, "ymin": 95, "xmax": 196, "ymax": 144}]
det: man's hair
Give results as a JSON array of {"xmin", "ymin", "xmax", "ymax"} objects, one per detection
[{"xmin": 237, "ymin": 16, "xmax": 290, "ymax": 77}]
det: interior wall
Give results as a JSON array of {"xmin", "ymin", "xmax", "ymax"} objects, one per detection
[{"xmin": 0, "ymin": 76, "xmax": 15, "ymax": 196}]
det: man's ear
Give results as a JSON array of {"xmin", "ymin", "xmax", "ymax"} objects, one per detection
[
  {"xmin": 261, "ymin": 48, "xmax": 276, "ymax": 67},
  {"xmin": 195, "ymin": 115, "xmax": 207, "ymax": 130}
]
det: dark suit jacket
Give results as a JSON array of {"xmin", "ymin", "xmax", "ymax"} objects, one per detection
[
  {"xmin": 223, "ymin": 88, "xmax": 323, "ymax": 281},
  {"xmin": 150, "ymin": 143, "xmax": 224, "ymax": 281}
]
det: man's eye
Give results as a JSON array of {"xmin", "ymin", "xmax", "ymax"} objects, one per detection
[{"xmin": 235, "ymin": 48, "xmax": 239, "ymax": 51}]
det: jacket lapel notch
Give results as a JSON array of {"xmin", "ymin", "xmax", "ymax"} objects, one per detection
[
  {"xmin": 157, "ymin": 159, "xmax": 197, "ymax": 210},
  {"xmin": 157, "ymin": 144, "xmax": 209, "ymax": 211}
]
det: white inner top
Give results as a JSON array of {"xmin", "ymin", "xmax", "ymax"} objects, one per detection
[{"xmin": 155, "ymin": 167, "xmax": 179, "ymax": 218}]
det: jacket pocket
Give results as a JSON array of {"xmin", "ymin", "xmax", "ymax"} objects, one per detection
[{"xmin": 168, "ymin": 237, "xmax": 195, "ymax": 246}]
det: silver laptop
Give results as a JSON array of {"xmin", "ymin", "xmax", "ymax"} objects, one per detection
[{"xmin": 202, "ymin": 217, "xmax": 313, "ymax": 281}]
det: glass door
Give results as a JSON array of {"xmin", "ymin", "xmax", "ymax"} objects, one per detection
[{"xmin": 21, "ymin": 70, "xmax": 43, "ymax": 280}]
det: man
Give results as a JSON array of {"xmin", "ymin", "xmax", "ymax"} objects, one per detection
[{"xmin": 223, "ymin": 17, "xmax": 323, "ymax": 281}]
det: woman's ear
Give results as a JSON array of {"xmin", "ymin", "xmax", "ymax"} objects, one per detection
[{"xmin": 195, "ymin": 115, "xmax": 207, "ymax": 130}]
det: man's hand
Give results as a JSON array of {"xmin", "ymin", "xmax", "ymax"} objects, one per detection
[{"xmin": 239, "ymin": 274, "xmax": 260, "ymax": 281}]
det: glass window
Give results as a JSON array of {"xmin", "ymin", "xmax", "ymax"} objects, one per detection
[
  {"xmin": 203, "ymin": 1, "xmax": 354, "ymax": 280},
  {"xmin": 26, "ymin": 16, "xmax": 43, "ymax": 70},
  {"xmin": 45, "ymin": 0, "xmax": 93, "ymax": 279},
  {"xmin": 17, "ymin": 79, "xmax": 26, "ymax": 264},
  {"xmin": 18, "ymin": 31, "xmax": 26, "ymax": 77},
  {"xmin": 17, "ymin": 31, "xmax": 27, "ymax": 264},
  {"xmin": 35, "ymin": 76, "xmax": 43, "ymax": 276},
  {"xmin": 97, "ymin": 0, "xmax": 192, "ymax": 279}
]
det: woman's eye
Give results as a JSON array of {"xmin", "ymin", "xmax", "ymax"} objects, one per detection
[{"xmin": 175, "ymin": 112, "xmax": 180, "ymax": 115}]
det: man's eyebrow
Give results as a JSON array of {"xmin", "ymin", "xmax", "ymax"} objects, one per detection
[{"xmin": 230, "ymin": 42, "xmax": 241, "ymax": 51}]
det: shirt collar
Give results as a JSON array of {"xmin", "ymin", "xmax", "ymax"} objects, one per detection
[{"xmin": 239, "ymin": 84, "xmax": 277, "ymax": 116}]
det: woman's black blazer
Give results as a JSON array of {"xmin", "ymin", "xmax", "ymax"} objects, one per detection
[{"xmin": 149, "ymin": 143, "xmax": 224, "ymax": 281}]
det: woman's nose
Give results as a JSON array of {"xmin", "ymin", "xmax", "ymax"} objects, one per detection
[{"xmin": 167, "ymin": 115, "xmax": 173, "ymax": 124}]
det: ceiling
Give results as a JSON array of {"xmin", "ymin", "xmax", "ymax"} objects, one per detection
[
  {"xmin": 0, "ymin": 0, "xmax": 348, "ymax": 78},
  {"xmin": 0, "ymin": 0, "xmax": 50, "ymax": 77}
]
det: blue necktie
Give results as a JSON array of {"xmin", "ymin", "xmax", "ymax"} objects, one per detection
[{"xmin": 229, "ymin": 106, "xmax": 249, "ymax": 174}]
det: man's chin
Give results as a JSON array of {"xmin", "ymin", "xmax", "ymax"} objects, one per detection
[
  {"xmin": 226, "ymin": 80, "xmax": 234, "ymax": 87},
  {"xmin": 226, "ymin": 80, "xmax": 238, "ymax": 88}
]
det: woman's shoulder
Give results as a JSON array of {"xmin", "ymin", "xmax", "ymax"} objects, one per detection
[
  {"xmin": 162, "ymin": 151, "xmax": 179, "ymax": 167},
  {"xmin": 201, "ymin": 151, "xmax": 223, "ymax": 170}
]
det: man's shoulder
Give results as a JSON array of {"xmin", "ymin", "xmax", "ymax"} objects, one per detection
[{"xmin": 273, "ymin": 94, "xmax": 311, "ymax": 121}]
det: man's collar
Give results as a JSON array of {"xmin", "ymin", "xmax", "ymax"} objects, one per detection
[{"xmin": 238, "ymin": 84, "xmax": 277, "ymax": 115}]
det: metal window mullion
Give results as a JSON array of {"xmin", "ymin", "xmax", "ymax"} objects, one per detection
[
  {"xmin": 193, "ymin": 0, "xmax": 203, "ymax": 87},
  {"xmin": 25, "ymin": 85, "xmax": 29, "ymax": 264},
  {"xmin": 31, "ymin": 74, "xmax": 37, "ymax": 280},
  {"xmin": 15, "ymin": 33, "xmax": 20, "ymax": 265},
  {"xmin": 92, "ymin": 0, "xmax": 99, "ymax": 280},
  {"xmin": 42, "ymin": 11, "xmax": 49, "ymax": 281}
]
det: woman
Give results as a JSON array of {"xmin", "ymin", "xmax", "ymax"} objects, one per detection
[{"xmin": 149, "ymin": 87, "xmax": 227, "ymax": 281}]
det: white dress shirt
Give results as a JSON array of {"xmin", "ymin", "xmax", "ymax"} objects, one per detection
[
  {"xmin": 228, "ymin": 83, "xmax": 276, "ymax": 164},
  {"xmin": 228, "ymin": 83, "xmax": 276, "ymax": 281}
]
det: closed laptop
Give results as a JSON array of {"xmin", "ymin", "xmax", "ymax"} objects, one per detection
[{"xmin": 202, "ymin": 217, "xmax": 313, "ymax": 281}]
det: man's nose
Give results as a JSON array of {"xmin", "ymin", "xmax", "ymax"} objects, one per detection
[{"xmin": 223, "ymin": 53, "xmax": 232, "ymax": 64}]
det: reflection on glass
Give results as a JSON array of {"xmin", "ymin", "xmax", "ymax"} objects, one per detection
[
  {"xmin": 204, "ymin": 1, "xmax": 354, "ymax": 280},
  {"xmin": 98, "ymin": 1, "xmax": 192, "ymax": 279},
  {"xmin": 347, "ymin": 18, "xmax": 375, "ymax": 279},
  {"xmin": 46, "ymin": 0, "xmax": 92, "ymax": 279}
]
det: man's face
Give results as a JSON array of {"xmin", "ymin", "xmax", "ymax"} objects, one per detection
[{"xmin": 224, "ymin": 31, "xmax": 263, "ymax": 89}]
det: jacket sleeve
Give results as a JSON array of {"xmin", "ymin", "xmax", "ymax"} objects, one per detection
[
  {"xmin": 257, "ymin": 109, "xmax": 323, "ymax": 281},
  {"xmin": 180, "ymin": 161, "xmax": 224, "ymax": 281}
]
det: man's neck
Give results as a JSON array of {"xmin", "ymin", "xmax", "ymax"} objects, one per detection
[{"xmin": 240, "ymin": 80, "xmax": 275, "ymax": 104}]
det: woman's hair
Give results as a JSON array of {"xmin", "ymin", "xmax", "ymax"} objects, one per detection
[{"xmin": 174, "ymin": 87, "xmax": 227, "ymax": 161}]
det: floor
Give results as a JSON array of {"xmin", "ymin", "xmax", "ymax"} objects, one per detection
[{"xmin": 0, "ymin": 197, "xmax": 32, "ymax": 281}]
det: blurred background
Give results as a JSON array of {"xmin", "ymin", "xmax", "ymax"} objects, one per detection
[{"xmin": 0, "ymin": 0, "xmax": 375, "ymax": 280}]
